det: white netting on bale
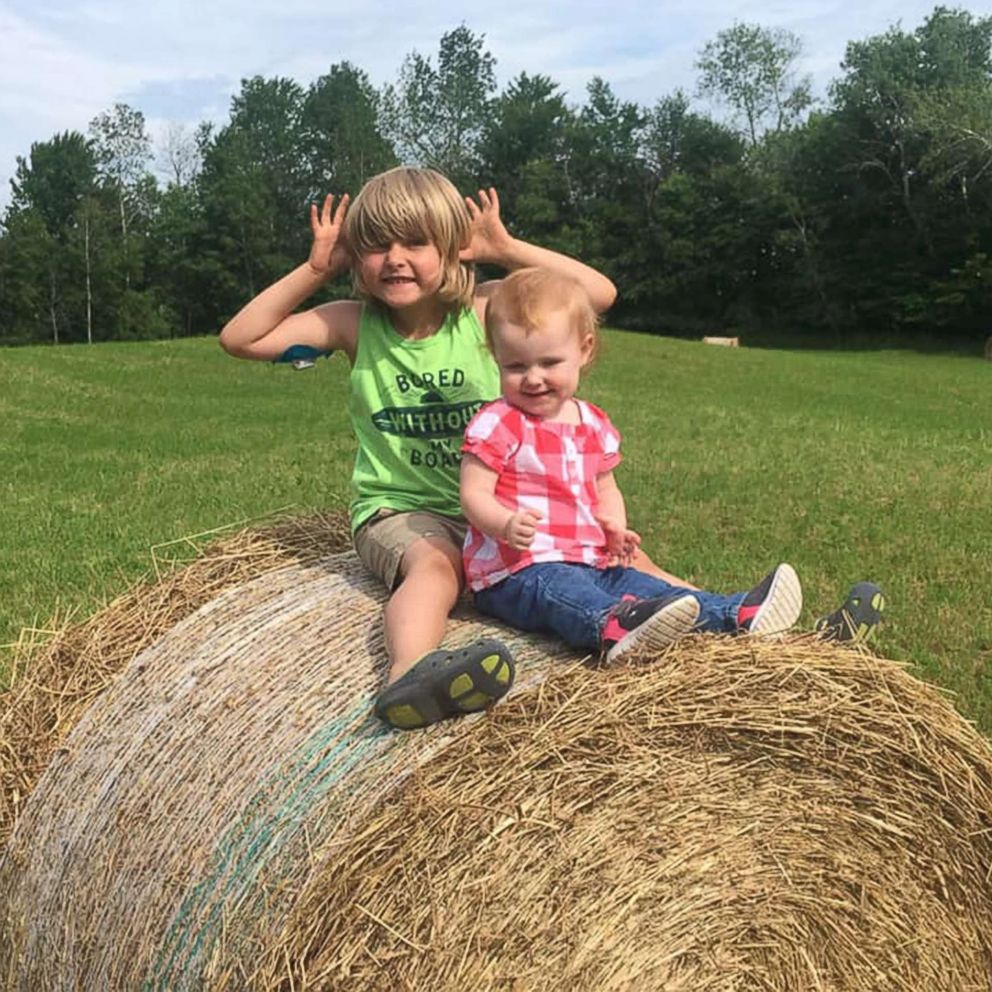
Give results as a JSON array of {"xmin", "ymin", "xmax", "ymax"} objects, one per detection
[
  {"xmin": 0, "ymin": 510, "xmax": 354, "ymax": 843},
  {"xmin": 2, "ymin": 529, "xmax": 992, "ymax": 991},
  {"xmin": 0, "ymin": 550, "xmax": 577, "ymax": 990}
]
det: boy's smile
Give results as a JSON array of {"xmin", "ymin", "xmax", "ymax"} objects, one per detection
[
  {"xmin": 492, "ymin": 310, "xmax": 594, "ymax": 423},
  {"xmin": 360, "ymin": 240, "xmax": 444, "ymax": 310}
]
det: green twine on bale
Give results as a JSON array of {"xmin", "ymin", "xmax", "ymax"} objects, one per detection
[{"xmin": 150, "ymin": 699, "xmax": 393, "ymax": 990}]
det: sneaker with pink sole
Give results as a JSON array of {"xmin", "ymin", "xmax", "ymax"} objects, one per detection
[
  {"xmin": 736, "ymin": 563, "xmax": 803, "ymax": 635},
  {"xmin": 602, "ymin": 593, "xmax": 701, "ymax": 663}
]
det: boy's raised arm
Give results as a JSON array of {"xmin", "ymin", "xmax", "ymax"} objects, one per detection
[
  {"xmin": 461, "ymin": 188, "xmax": 617, "ymax": 314},
  {"xmin": 219, "ymin": 194, "xmax": 359, "ymax": 363}
]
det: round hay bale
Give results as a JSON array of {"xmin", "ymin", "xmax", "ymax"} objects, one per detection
[
  {"xmin": 3, "ymin": 549, "xmax": 992, "ymax": 991},
  {"xmin": 0, "ymin": 510, "xmax": 352, "ymax": 845}
]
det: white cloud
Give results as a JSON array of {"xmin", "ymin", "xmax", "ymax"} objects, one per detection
[{"xmin": 0, "ymin": 11, "xmax": 128, "ymax": 127}]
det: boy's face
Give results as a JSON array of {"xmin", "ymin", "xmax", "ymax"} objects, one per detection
[
  {"xmin": 491, "ymin": 309, "xmax": 593, "ymax": 422},
  {"xmin": 358, "ymin": 239, "xmax": 444, "ymax": 310}
]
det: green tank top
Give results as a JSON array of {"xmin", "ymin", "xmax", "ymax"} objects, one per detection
[{"xmin": 347, "ymin": 304, "xmax": 500, "ymax": 532}]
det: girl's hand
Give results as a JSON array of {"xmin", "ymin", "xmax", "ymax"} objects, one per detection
[
  {"xmin": 504, "ymin": 509, "xmax": 540, "ymax": 551},
  {"xmin": 460, "ymin": 188, "xmax": 513, "ymax": 265},
  {"xmin": 308, "ymin": 193, "xmax": 351, "ymax": 278},
  {"xmin": 598, "ymin": 517, "xmax": 641, "ymax": 567}
]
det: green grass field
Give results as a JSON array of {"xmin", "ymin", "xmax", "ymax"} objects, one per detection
[{"xmin": 2, "ymin": 333, "xmax": 990, "ymax": 728}]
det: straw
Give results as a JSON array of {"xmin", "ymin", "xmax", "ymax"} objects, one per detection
[{"xmin": 2, "ymin": 514, "xmax": 991, "ymax": 991}]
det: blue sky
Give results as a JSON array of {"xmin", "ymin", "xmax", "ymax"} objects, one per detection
[{"xmin": 1, "ymin": 0, "xmax": 983, "ymax": 207}]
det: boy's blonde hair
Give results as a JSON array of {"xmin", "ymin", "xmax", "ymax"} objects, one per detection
[
  {"xmin": 485, "ymin": 267, "xmax": 600, "ymax": 359},
  {"xmin": 345, "ymin": 166, "xmax": 475, "ymax": 310}
]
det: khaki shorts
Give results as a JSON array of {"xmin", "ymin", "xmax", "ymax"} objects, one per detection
[{"xmin": 353, "ymin": 510, "xmax": 468, "ymax": 591}]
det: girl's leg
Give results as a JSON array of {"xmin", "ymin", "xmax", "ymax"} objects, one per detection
[
  {"xmin": 476, "ymin": 564, "xmax": 702, "ymax": 662},
  {"xmin": 384, "ymin": 536, "xmax": 463, "ymax": 683},
  {"xmin": 599, "ymin": 564, "xmax": 802, "ymax": 635},
  {"xmin": 475, "ymin": 564, "xmax": 617, "ymax": 650},
  {"xmin": 598, "ymin": 566, "xmax": 745, "ymax": 634},
  {"xmin": 682, "ymin": 589, "xmax": 746, "ymax": 633}
]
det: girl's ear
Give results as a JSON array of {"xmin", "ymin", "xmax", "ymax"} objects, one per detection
[{"xmin": 579, "ymin": 333, "xmax": 596, "ymax": 366}]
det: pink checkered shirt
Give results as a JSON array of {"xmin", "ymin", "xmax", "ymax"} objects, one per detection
[{"xmin": 461, "ymin": 397, "xmax": 622, "ymax": 591}]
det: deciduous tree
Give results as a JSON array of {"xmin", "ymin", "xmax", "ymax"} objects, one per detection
[
  {"xmin": 697, "ymin": 23, "xmax": 812, "ymax": 145},
  {"xmin": 382, "ymin": 25, "xmax": 497, "ymax": 188},
  {"xmin": 302, "ymin": 62, "xmax": 396, "ymax": 198}
]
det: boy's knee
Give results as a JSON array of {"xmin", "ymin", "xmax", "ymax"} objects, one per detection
[{"xmin": 400, "ymin": 537, "xmax": 463, "ymax": 584}]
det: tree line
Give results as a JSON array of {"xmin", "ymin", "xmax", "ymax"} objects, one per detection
[{"xmin": 1, "ymin": 7, "xmax": 990, "ymax": 348}]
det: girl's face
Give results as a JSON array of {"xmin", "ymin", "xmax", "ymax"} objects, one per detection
[
  {"xmin": 492, "ymin": 309, "xmax": 594, "ymax": 422},
  {"xmin": 358, "ymin": 239, "xmax": 444, "ymax": 311}
]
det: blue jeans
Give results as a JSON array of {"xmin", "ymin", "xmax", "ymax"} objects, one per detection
[{"xmin": 473, "ymin": 563, "xmax": 747, "ymax": 651}]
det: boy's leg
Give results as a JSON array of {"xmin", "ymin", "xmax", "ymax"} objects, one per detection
[
  {"xmin": 629, "ymin": 549, "xmax": 700, "ymax": 590},
  {"xmin": 355, "ymin": 512, "xmax": 515, "ymax": 730},
  {"xmin": 354, "ymin": 511, "xmax": 467, "ymax": 680},
  {"xmin": 384, "ymin": 536, "xmax": 462, "ymax": 682},
  {"xmin": 815, "ymin": 581, "xmax": 885, "ymax": 643}
]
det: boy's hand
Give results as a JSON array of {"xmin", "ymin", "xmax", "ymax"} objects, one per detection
[
  {"xmin": 598, "ymin": 517, "xmax": 641, "ymax": 567},
  {"xmin": 460, "ymin": 188, "xmax": 513, "ymax": 265},
  {"xmin": 503, "ymin": 509, "xmax": 540, "ymax": 551},
  {"xmin": 308, "ymin": 193, "xmax": 351, "ymax": 278}
]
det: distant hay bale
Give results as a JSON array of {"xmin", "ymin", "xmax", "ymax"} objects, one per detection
[{"xmin": 3, "ymin": 521, "xmax": 992, "ymax": 991}]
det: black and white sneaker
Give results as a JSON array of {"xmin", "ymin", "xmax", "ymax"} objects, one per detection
[
  {"xmin": 602, "ymin": 593, "xmax": 700, "ymax": 663},
  {"xmin": 736, "ymin": 563, "xmax": 802, "ymax": 635}
]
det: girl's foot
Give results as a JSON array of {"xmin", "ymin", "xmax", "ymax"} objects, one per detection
[
  {"xmin": 602, "ymin": 594, "xmax": 700, "ymax": 663},
  {"xmin": 374, "ymin": 638, "xmax": 515, "ymax": 731},
  {"xmin": 815, "ymin": 582, "xmax": 886, "ymax": 643},
  {"xmin": 737, "ymin": 563, "xmax": 803, "ymax": 635}
]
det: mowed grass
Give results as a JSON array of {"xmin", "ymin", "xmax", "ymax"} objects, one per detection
[{"xmin": 2, "ymin": 333, "xmax": 990, "ymax": 728}]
